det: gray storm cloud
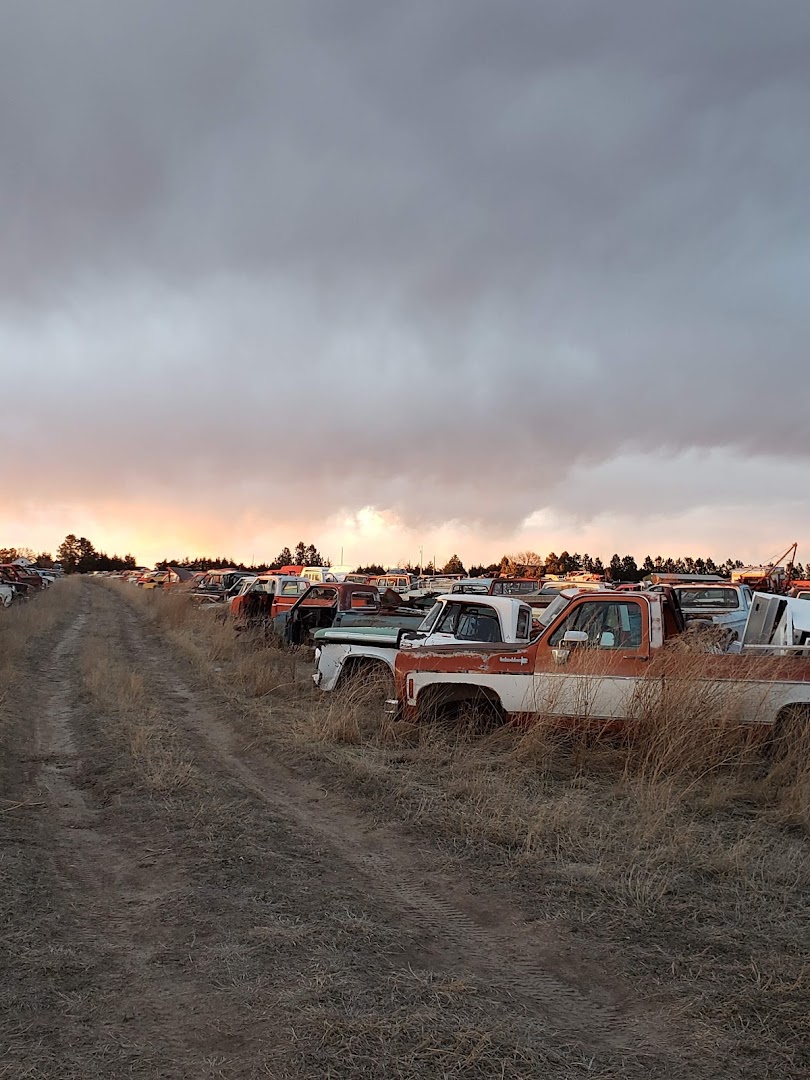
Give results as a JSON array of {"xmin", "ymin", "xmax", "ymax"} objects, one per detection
[{"xmin": 2, "ymin": 1, "xmax": 810, "ymax": 535}]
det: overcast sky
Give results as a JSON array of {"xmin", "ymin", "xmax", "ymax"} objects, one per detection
[{"xmin": 2, "ymin": 1, "xmax": 809, "ymax": 568}]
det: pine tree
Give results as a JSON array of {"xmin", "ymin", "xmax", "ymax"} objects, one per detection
[
  {"xmin": 442, "ymin": 554, "xmax": 466, "ymax": 575},
  {"xmin": 56, "ymin": 534, "xmax": 82, "ymax": 573}
]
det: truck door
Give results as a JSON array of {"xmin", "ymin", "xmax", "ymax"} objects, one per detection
[{"xmin": 531, "ymin": 597, "xmax": 651, "ymax": 725}]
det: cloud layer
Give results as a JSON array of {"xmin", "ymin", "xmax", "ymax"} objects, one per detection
[{"xmin": 2, "ymin": 2, "xmax": 809, "ymax": 564}]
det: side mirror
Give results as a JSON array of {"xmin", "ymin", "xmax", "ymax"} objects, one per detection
[
  {"xmin": 562, "ymin": 630, "xmax": 589, "ymax": 646},
  {"xmin": 599, "ymin": 631, "xmax": 615, "ymax": 648}
]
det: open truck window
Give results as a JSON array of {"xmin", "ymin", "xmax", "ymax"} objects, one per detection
[{"xmin": 548, "ymin": 600, "xmax": 643, "ymax": 649}]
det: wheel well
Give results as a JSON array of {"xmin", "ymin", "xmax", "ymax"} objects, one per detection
[
  {"xmin": 416, "ymin": 682, "xmax": 504, "ymax": 722},
  {"xmin": 775, "ymin": 702, "xmax": 810, "ymax": 728},
  {"xmin": 768, "ymin": 702, "xmax": 810, "ymax": 761},
  {"xmin": 337, "ymin": 656, "xmax": 393, "ymax": 688}
]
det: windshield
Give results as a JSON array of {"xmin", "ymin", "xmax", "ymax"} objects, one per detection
[
  {"xmin": 675, "ymin": 587, "xmax": 740, "ymax": 610},
  {"xmin": 536, "ymin": 591, "xmax": 577, "ymax": 628},
  {"xmin": 491, "ymin": 580, "xmax": 539, "ymax": 595},
  {"xmin": 418, "ymin": 601, "xmax": 442, "ymax": 634}
]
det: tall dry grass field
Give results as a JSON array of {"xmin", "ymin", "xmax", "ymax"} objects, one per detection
[
  {"xmin": 112, "ymin": 582, "xmax": 309, "ymax": 700},
  {"xmin": 99, "ymin": 579, "xmax": 810, "ymax": 1069}
]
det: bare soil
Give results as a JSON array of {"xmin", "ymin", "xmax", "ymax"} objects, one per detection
[{"xmin": 0, "ymin": 579, "xmax": 806, "ymax": 1078}]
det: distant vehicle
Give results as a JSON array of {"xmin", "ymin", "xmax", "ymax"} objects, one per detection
[
  {"xmin": 300, "ymin": 566, "xmax": 339, "ymax": 584},
  {"xmin": 229, "ymin": 575, "xmax": 310, "ymax": 625},
  {"xmin": 190, "ymin": 569, "xmax": 252, "ymax": 603},
  {"xmin": 371, "ymin": 574, "xmax": 414, "ymax": 593}
]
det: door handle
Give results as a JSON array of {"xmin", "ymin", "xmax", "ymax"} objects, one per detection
[{"xmin": 622, "ymin": 654, "xmax": 648, "ymax": 661}]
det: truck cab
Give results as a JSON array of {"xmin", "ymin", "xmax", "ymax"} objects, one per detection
[{"xmin": 312, "ymin": 595, "xmax": 535, "ymax": 692}]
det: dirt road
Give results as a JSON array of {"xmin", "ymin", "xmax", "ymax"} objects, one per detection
[{"xmin": 0, "ymin": 581, "xmax": 748, "ymax": 1077}]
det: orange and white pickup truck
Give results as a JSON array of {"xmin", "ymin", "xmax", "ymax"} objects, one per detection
[{"xmin": 385, "ymin": 589, "xmax": 810, "ymax": 737}]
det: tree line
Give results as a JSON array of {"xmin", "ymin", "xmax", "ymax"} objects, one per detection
[
  {"xmin": 13, "ymin": 537, "xmax": 808, "ymax": 583},
  {"xmin": 54, "ymin": 535, "xmax": 137, "ymax": 574},
  {"xmin": 154, "ymin": 542, "xmax": 328, "ymax": 574},
  {"xmin": 373, "ymin": 550, "xmax": 808, "ymax": 582}
]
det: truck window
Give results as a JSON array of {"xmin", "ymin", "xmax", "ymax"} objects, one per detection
[
  {"xmin": 548, "ymin": 601, "xmax": 643, "ymax": 649},
  {"xmin": 350, "ymin": 591, "xmax": 377, "ymax": 609},
  {"xmin": 435, "ymin": 603, "xmax": 461, "ymax": 634},
  {"xmin": 676, "ymin": 587, "xmax": 740, "ymax": 610},
  {"xmin": 306, "ymin": 587, "xmax": 337, "ymax": 603},
  {"xmin": 456, "ymin": 604, "xmax": 501, "ymax": 642},
  {"xmin": 435, "ymin": 603, "xmax": 501, "ymax": 642},
  {"xmin": 517, "ymin": 607, "xmax": 531, "ymax": 639},
  {"xmin": 495, "ymin": 580, "xmax": 536, "ymax": 595}
]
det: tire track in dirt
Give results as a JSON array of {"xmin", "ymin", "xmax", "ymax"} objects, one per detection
[
  {"xmin": 24, "ymin": 582, "xmax": 251, "ymax": 1075},
  {"xmin": 102, "ymin": 583, "xmax": 665, "ymax": 1057}
]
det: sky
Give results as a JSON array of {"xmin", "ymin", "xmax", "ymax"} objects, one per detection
[{"xmin": 2, "ymin": 1, "xmax": 809, "ymax": 570}]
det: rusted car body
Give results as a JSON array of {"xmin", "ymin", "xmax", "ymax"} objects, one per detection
[
  {"xmin": 0, "ymin": 564, "xmax": 42, "ymax": 592},
  {"xmin": 190, "ymin": 569, "xmax": 252, "ymax": 604},
  {"xmin": 276, "ymin": 582, "xmax": 423, "ymax": 646},
  {"xmin": 138, "ymin": 566, "xmax": 196, "ymax": 590},
  {"xmin": 230, "ymin": 575, "xmax": 310, "ymax": 625},
  {"xmin": 385, "ymin": 588, "xmax": 810, "ymax": 741}
]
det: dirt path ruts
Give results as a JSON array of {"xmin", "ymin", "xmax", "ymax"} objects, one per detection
[
  {"xmin": 19, "ymin": 587, "xmax": 248, "ymax": 1077},
  {"xmin": 98, "ymin": 584, "xmax": 664, "ymax": 1052}
]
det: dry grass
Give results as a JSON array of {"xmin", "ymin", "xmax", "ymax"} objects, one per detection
[
  {"xmin": 78, "ymin": 627, "xmax": 198, "ymax": 797},
  {"xmin": 113, "ymin": 581, "xmax": 310, "ymax": 699},
  {"xmin": 104, "ymin": 578, "xmax": 810, "ymax": 824},
  {"xmin": 0, "ymin": 580, "xmax": 82, "ymax": 771},
  {"xmin": 0, "ymin": 578, "xmax": 80, "ymax": 698},
  {"xmin": 91, "ymin": 578, "xmax": 810, "ymax": 1075}
]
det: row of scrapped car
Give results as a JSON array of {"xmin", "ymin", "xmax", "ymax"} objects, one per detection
[
  {"xmin": 106, "ymin": 565, "xmax": 470, "ymax": 646},
  {"xmin": 308, "ymin": 574, "xmax": 764, "ymax": 697},
  {"xmin": 0, "ymin": 561, "xmax": 63, "ymax": 607},
  {"xmin": 99, "ymin": 560, "xmax": 810, "ymax": 658},
  {"xmin": 95, "ymin": 558, "xmax": 810, "ymax": 746}
]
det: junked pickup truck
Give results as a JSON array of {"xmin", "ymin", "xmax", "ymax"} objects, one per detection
[
  {"xmin": 190, "ymin": 569, "xmax": 252, "ymax": 604},
  {"xmin": 274, "ymin": 582, "xmax": 425, "ymax": 646},
  {"xmin": 384, "ymin": 588, "xmax": 810, "ymax": 738},
  {"xmin": 312, "ymin": 594, "xmax": 537, "ymax": 692},
  {"xmin": 651, "ymin": 582, "xmax": 753, "ymax": 640},
  {"xmin": 229, "ymin": 574, "xmax": 310, "ymax": 626}
]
